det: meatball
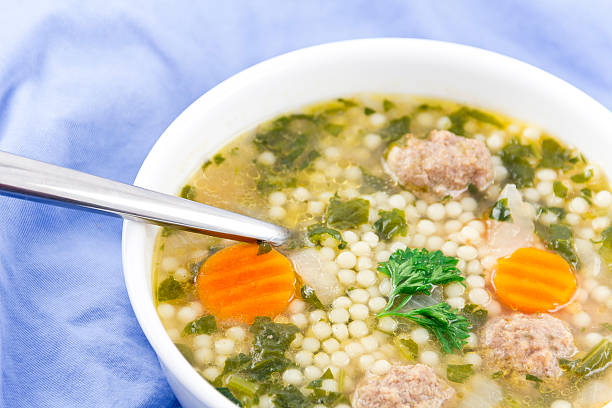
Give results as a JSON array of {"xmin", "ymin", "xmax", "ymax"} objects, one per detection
[
  {"xmin": 353, "ymin": 364, "xmax": 455, "ymax": 408},
  {"xmin": 386, "ymin": 129, "xmax": 493, "ymax": 197},
  {"xmin": 481, "ymin": 313, "xmax": 577, "ymax": 378}
]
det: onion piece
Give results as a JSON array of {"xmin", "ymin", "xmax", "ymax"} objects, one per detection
[{"xmin": 289, "ymin": 248, "xmax": 342, "ymax": 305}]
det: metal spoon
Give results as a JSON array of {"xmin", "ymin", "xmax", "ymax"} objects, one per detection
[{"xmin": 0, "ymin": 150, "xmax": 291, "ymax": 246}]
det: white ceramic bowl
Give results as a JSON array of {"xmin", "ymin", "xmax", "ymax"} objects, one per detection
[{"xmin": 122, "ymin": 38, "xmax": 612, "ymax": 408}]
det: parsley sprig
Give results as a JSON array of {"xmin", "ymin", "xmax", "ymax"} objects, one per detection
[{"xmin": 377, "ymin": 248, "xmax": 469, "ymax": 353}]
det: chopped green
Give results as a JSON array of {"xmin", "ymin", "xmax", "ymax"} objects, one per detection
[
  {"xmin": 499, "ymin": 140, "xmax": 536, "ymax": 188},
  {"xmin": 216, "ymin": 387, "xmax": 243, "ymax": 407},
  {"xmin": 559, "ymin": 340, "xmax": 612, "ymax": 377},
  {"xmin": 180, "ymin": 184, "xmax": 196, "ymax": 200},
  {"xmin": 157, "ymin": 276, "xmax": 184, "ymax": 302},
  {"xmin": 305, "ymin": 370, "xmax": 347, "ymax": 406},
  {"xmin": 364, "ymin": 107, "xmax": 375, "ymax": 115},
  {"xmin": 377, "ymin": 248, "xmax": 464, "ymax": 315},
  {"xmin": 301, "ymin": 285, "xmax": 326, "ymax": 310},
  {"xmin": 553, "ymin": 181, "xmax": 568, "ymax": 198},
  {"xmin": 394, "ymin": 303, "xmax": 470, "ymax": 354},
  {"xmin": 175, "ymin": 343, "xmax": 195, "ymax": 364},
  {"xmin": 537, "ymin": 206, "xmax": 567, "ymax": 220},
  {"xmin": 462, "ymin": 304, "xmax": 488, "ymax": 330},
  {"xmin": 602, "ymin": 322, "xmax": 612, "ymax": 332},
  {"xmin": 326, "ymin": 196, "xmax": 370, "ymax": 230},
  {"xmin": 376, "ymin": 248, "xmax": 468, "ymax": 353},
  {"xmin": 306, "ymin": 224, "xmax": 347, "ymax": 249},
  {"xmin": 489, "ymin": 198, "xmax": 512, "ymax": 222},
  {"xmin": 213, "ymin": 154, "xmax": 226, "ymax": 165},
  {"xmin": 202, "ymin": 160, "xmax": 212, "ymax": 171},
  {"xmin": 447, "ymin": 364, "xmax": 474, "ymax": 383},
  {"xmin": 161, "ymin": 227, "xmax": 175, "ymax": 237},
  {"xmin": 395, "ymin": 337, "xmax": 418, "ymax": 361},
  {"xmin": 448, "ymin": 107, "xmax": 502, "ymax": 136},
  {"xmin": 188, "ymin": 258, "xmax": 205, "ymax": 279},
  {"xmin": 379, "ymin": 116, "xmax": 411, "ymax": 145},
  {"xmin": 323, "ymin": 123, "xmax": 344, "ymax": 136},
  {"xmin": 257, "ymin": 241, "xmax": 272, "ymax": 255},
  {"xmin": 373, "ymin": 208, "xmax": 407, "ymax": 241},
  {"xmin": 270, "ymin": 384, "xmax": 312, "ymax": 407},
  {"xmin": 256, "ymin": 166, "xmax": 298, "ymax": 194},
  {"xmin": 337, "ymin": 98, "xmax": 357, "ymax": 107},
  {"xmin": 598, "ymin": 226, "xmax": 612, "ymax": 269},
  {"xmin": 359, "ymin": 166, "xmax": 395, "ymax": 193},
  {"xmin": 491, "ymin": 371, "xmax": 503, "ymax": 379},
  {"xmin": 383, "ymin": 99, "xmax": 395, "ymax": 112},
  {"xmin": 540, "ymin": 138, "xmax": 573, "ymax": 170},
  {"xmin": 525, "ymin": 373, "xmax": 542, "ymax": 383},
  {"xmin": 571, "ymin": 168, "xmax": 593, "ymax": 183},
  {"xmin": 534, "ymin": 222, "xmax": 578, "ymax": 267},
  {"xmin": 224, "ymin": 374, "xmax": 258, "ymax": 398},
  {"xmin": 183, "ymin": 315, "xmax": 217, "ymax": 336}
]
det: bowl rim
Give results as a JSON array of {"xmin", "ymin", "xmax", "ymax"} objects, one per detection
[{"xmin": 122, "ymin": 37, "xmax": 612, "ymax": 407}]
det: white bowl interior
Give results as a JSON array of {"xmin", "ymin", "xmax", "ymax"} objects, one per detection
[{"xmin": 122, "ymin": 38, "xmax": 612, "ymax": 408}]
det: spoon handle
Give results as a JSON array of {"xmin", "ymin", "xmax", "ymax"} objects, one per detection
[{"xmin": 0, "ymin": 151, "xmax": 291, "ymax": 246}]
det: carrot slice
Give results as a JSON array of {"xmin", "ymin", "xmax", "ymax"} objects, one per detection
[
  {"xmin": 491, "ymin": 247, "xmax": 577, "ymax": 313},
  {"xmin": 196, "ymin": 243, "xmax": 296, "ymax": 323}
]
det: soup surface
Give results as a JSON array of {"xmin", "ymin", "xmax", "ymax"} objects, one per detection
[{"xmin": 153, "ymin": 95, "xmax": 612, "ymax": 408}]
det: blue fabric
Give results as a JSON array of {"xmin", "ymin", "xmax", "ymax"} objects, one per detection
[{"xmin": 0, "ymin": 1, "xmax": 610, "ymax": 407}]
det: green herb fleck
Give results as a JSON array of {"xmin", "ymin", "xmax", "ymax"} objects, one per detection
[
  {"xmin": 448, "ymin": 107, "xmax": 502, "ymax": 136},
  {"xmin": 540, "ymin": 138, "xmax": 573, "ymax": 170},
  {"xmin": 571, "ymin": 169, "xmax": 593, "ymax": 183},
  {"xmin": 326, "ymin": 196, "xmax": 370, "ymax": 230},
  {"xmin": 337, "ymin": 98, "xmax": 357, "ymax": 107},
  {"xmin": 157, "ymin": 276, "xmax": 184, "ymax": 302},
  {"xmin": 324, "ymin": 123, "xmax": 344, "ymax": 136},
  {"xmin": 216, "ymin": 387, "xmax": 242, "ymax": 407},
  {"xmin": 379, "ymin": 116, "xmax": 411, "ymax": 145},
  {"xmin": 213, "ymin": 154, "xmax": 226, "ymax": 165},
  {"xmin": 491, "ymin": 370, "xmax": 503, "ymax": 379},
  {"xmin": 359, "ymin": 166, "xmax": 395, "ymax": 193},
  {"xmin": 307, "ymin": 224, "xmax": 347, "ymax": 249},
  {"xmin": 202, "ymin": 160, "xmax": 212, "ymax": 171},
  {"xmin": 383, "ymin": 99, "xmax": 395, "ymax": 112},
  {"xmin": 489, "ymin": 198, "xmax": 512, "ymax": 222},
  {"xmin": 535, "ymin": 223, "xmax": 578, "ymax": 267},
  {"xmin": 364, "ymin": 107, "xmax": 375, "ymax": 115},
  {"xmin": 598, "ymin": 226, "xmax": 612, "ymax": 269},
  {"xmin": 537, "ymin": 206, "xmax": 567, "ymax": 220},
  {"xmin": 525, "ymin": 374, "xmax": 542, "ymax": 383},
  {"xmin": 257, "ymin": 241, "xmax": 272, "ymax": 255},
  {"xmin": 447, "ymin": 364, "xmax": 474, "ymax": 383},
  {"xmin": 183, "ymin": 315, "xmax": 217, "ymax": 336},
  {"xmin": 180, "ymin": 184, "xmax": 196, "ymax": 200},
  {"xmin": 374, "ymin": 208, "xmax": 407, "ymax": 241},
  {"xmin": 462, "ymin": 304, "xmax": 488, "ymax": 330},
  {"xmin": 499, "ymin": 140, "xmax": 536, "ymax": 188},
  {"xmin": 553, "ymin": 181, "xmax": 568, "ymax": 198},
  {"xmin": 301, "ymin": 285, "xmax": 326, "ymax": 310}
]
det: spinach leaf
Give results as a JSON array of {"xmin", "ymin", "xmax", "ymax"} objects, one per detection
[
  {"xmin": 373, "ymin": 208, "xmax": 407, "ymax": 241},
  {"xmin": 379, "ymin": 116, "xmax": 411, "ymax": 145},
  {"xmin": 534, "ymin": 223, "xmax": 578, "ymax": 267},
  {"xmin": 326, "ymin": 196, "xmax": 370, "ymax": 230},
  {"xmin": 301, "ymin": 285, "xmax": 326, "ymax": 310},
  {"xmin": 448, "ymin": 107, "xmax": 502, "ymax": 136},
  {"xmin": 540, "ymin": 138, "xmax": 573, "ymax": 170},
  {"xmin": 180, "ymin": 184, "xmax": 196, "ymax": 200},
  {"xmin": 256, "ymin": 165, "xmax": 298, "ymax": 194},
  {"xmin": 489, "ymin": 198, "xmax": 512, "ymax": 222},
  {"xmin": 359, "ymin": 166, "xmax": 396, "ymax": 193},
  {"xmin": 499, "ymin": 140, "xmax": 536, "ymax": 188},
  {"xmin": 216, "ymin": 387, "xmax": 242, "ymax": 407},
  {"xmin": 462, "ymin": 304, "xmax": 488, "ymax": 330},
  {"xmin": 553, "ymin": 181, "xmax": 568, "ymax": 198},
  {"xmin": 337, "ymin": 98, "xmax": 357, "ymax": 107},
  {"xmin": 269, "ymin": 384, "xmax": 312, "ymax": 408},
  {"xmin": 571, "ymin": 169, "xmax": 593, "ymax": 183},
  {"xmin": 383, "ymin": 99, "xmax": 395, "ymax": 112},
  {"xmin": 395, "ymin": 337, "xmax": 418, "ymax": 361},
  {"xmin": 598, "ymin": 226, "xmax": 612, "ymax": 269},
  {"xmin": 183, "ymin": 315, "xmax": 217, "ymax": 336},
  {"xmin": 175, "ymin": 343, "xmax": 195, "ymax": 364},
  {"xmin": 525, "ymin": 374, "xmax": 542, "ymax": 383},
  {"xmin": 202, "ymin": 160, "xmax": 212, "ymax": 171},
  {"xmin": 306, "ymin": 224, "xmax": 347, "ymax": 249},
  {"xmin": 323, "ymin": 123, "xmax": 344, "ymax": 136},
  {"xmin": 447, "ymin": 364, "xmax": 474, "ymax": 383},
  {"xmin": 537, "ymin": 206, "xmax": 567, "ymax": 220},
  {"xmin": 157, "ymin": 276, "xmax": 184, "ymax": 302},
  {"xmin": 559, "ymin": 340, "xmax": 612, "ymax": 377}
]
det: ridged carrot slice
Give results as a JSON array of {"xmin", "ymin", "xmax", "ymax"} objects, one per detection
[
  {"xmin": 196, "ymin": 243, "xmax": 296, "ymax": 323},
  {"xmin": 492, "ymin": 247, "xmax": 577, "ymax": 313}
]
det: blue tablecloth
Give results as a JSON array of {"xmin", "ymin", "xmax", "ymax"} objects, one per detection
[{"xmin": 1, "ymin": 1, "xmax": 610, "ymax": 407}]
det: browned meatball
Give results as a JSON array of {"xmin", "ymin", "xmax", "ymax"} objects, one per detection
[
  {"xmin": 386, "ymin": 129, "xmax": 493, "ymax": 197},
  {"xmin": 481, "ymin": 313, "xmax": 577, "ymax": 378},
  {"xmin": 353, "ymin": 364, "xmax": 455, "ymax": 408}
]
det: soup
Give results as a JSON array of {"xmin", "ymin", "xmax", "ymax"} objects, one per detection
[{"xmin": 152, "ymin": 95, "xmax": 612, "ymax": 408}]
